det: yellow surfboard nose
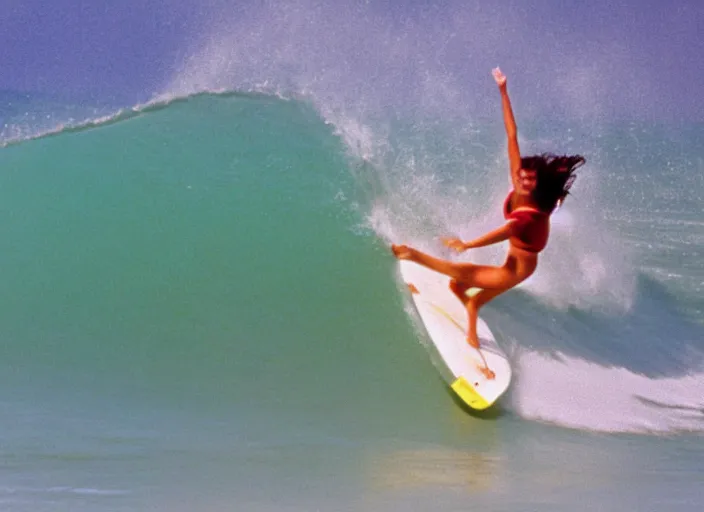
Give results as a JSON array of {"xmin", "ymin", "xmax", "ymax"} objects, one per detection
[{"xmin": 451, "ymin": 377, "xmax": 491, "ymax": 410}]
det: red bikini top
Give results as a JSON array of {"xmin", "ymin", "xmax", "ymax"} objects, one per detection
[{"xmin": 503, "ymin": 192, "xmax": 550, "ymax": 253}]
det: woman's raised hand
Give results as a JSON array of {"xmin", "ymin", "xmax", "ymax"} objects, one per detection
[{"xmin": 492, "ymin": 67, "xmax": 507, "ymax": 87}]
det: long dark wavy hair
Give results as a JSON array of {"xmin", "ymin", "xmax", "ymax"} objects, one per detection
[{"xmin": 520, "ymin": 153, "xmax": 586, "ymax": 213}]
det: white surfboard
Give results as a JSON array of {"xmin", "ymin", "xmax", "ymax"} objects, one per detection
[{"xmin": 398, "ymin": 260, "xmax": 512, "ymax": 410}]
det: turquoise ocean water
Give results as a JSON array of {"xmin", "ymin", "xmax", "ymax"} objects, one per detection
[
  {"xmin": 1, "ymin": 87, "xmax": 702, "ymax": 511},
  {"xmin": 1, "ymin": 3, "xmax": 704, "ymax": 510}
]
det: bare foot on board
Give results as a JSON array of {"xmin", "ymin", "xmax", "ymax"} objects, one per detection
[
  {"xmin": 480, "ymin": 366, "xmax": 496, "ymax": 380},
  {"xmin": 466, "ymin": 335, "xmax": 480, "ymax": 349}
]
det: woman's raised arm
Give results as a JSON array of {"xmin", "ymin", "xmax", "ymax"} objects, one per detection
[{"xmin": 492, "ymin": 67, "xmax": 521, "ymax": 186}]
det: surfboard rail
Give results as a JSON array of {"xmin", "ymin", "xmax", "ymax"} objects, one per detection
[{"xmin": 397, "ymin": 260, "xmax": 512, "ymax": 410}]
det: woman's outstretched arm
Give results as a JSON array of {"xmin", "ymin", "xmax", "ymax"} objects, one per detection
[
  {"xmin": 442, "ymin": 222, "xmax": 513, "ymax": 252},
  {"xmin": 492, "ymin": 67, "xmax": 521, "ymax": 186}
]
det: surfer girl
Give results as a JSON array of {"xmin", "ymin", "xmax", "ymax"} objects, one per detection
[{"xmin": 392, "ymin": 67, "xmax": 585, "ymax": 375}]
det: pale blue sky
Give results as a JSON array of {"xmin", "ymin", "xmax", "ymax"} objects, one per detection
[{"xmin": 0, "ymin": 0, "xmax": 701, "ymax": 120}]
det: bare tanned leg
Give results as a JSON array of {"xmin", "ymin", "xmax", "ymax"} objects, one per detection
[{"xmin": 392, "ymin": 244, "xmax": 517, "ymax": 289}]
